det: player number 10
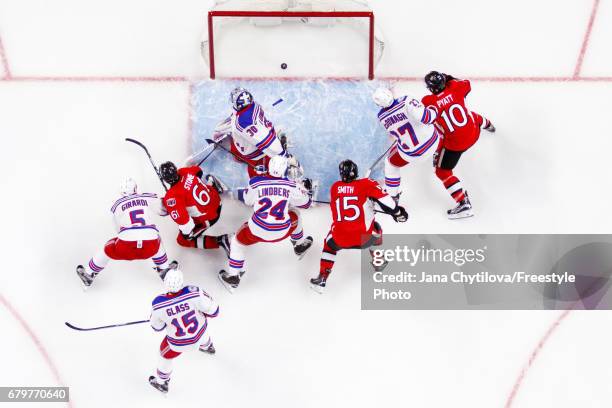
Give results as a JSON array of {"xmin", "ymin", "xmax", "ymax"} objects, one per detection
[{"xmin": 440, "ymin": 103, "xmax": 468, "ymax": 133}]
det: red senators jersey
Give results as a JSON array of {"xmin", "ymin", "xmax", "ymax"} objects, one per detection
[
  {"xmin": 422, "ymin": 79, "xmax": 480, "ymax": 151},
  {"xmin": 163, "ymin": 166, "xmax": 221, "ymax": 234},
  {"xmin": 329, "ymin": 178, "xmax": 387, "ymax": 247}
]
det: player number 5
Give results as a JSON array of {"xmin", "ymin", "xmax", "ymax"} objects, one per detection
[{"xmin": 335, "ymin": 196, "xmax": 360, "ymax": 222}]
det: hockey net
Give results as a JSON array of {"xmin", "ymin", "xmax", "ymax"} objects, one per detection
[{"xmin": 202, "ymin": 0, "xmax": 385, "ymax": 79}]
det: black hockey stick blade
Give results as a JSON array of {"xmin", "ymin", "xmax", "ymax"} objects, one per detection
[
  {"xmin": 125, "ymin": 138, "xmax": 168, "ymax": 192},
  {"xmin": 65, "ymin": 319, "xmax": 150, "ymax": 332},
  {"xmin": 366, "ymin": 143, "xmax": 395, "ymax": 178}
]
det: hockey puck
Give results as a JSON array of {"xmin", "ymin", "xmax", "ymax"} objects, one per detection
[{"xmin": 281, "ymin": 63, "xmax": 288, "ymax": 70}]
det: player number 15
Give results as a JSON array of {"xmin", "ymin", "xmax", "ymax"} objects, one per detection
[{"xmin": 335, "ymin": 196, "xmax": 360, "ymax": 222}]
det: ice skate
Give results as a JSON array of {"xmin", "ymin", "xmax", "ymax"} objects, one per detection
[
  {"xmin": 148, "ymin": 376, "xmax": 169, "ymax": 394},
  {"xmin": 371, "ymin": 259, "xmax": 389, "ymax": 272},
  {"xmin": 392, "ymin": 192, "xmax": 402, "ymax": 205},
  {"xmin": 218, "ymin": 269, "xmax": 243, "ymax": 293},
  {"xmin": 156, "ymin": 260, "xmax": 178, "ymax": 281},
  {"xmin": 76, "ymin": 265, "xmax": 97, "ymax": 288},
  {"xmin": 205, "ymin": 174, "xmax": 228, "ymax": 194},
  {"xmin": 309, "ymin": 273, "xmax": 328, "ymax": 294},
  {"xmin": 484, "ymin": 121, "xmax": 496, "ymax": 133},
  {"xmin": 217, "ymin": 234, "xmax": 232, "ymax": 258},
  {"xmin": 447, "ymin": 193, "xmax": 474, "ymax": 220},
  {"xmin": 292, "ymin": 236, "xmax": 314, "ymax": 260},
  {"xmin": 199, "ymin": 342, "xmax": 216, "ymax": 355}
]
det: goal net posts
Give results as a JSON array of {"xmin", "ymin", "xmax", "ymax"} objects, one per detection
[{"xmin": 201, "ymin": 0, "xmax": 385, "ymax": 79}]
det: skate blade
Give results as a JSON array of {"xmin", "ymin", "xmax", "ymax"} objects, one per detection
[
  {"xmin": 76, "ymin": 272, "xmax": 92, "ymax": 291},
  {"xmin": 217, "ymin": 274, "xmax": 236, "ymax": 294},
  {"xmin": 309, "ymin": 284, "xmax": 325, "ymax": 294},
  {"xmin": 448, "ymin": 210, "xmax": 474, "ymax": 220}
]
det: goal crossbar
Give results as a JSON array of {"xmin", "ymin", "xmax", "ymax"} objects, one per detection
[{"xmin": 206, "ymin": 10, "xmax": 376, "ymax": 80}]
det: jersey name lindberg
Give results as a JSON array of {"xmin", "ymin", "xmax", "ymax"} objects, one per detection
[
  {"xmin": 258, "ymin": 186, "xmax": 290, "ymax": 198},
  {"xmin": 120, "ymin": 199, "xmax": 149, "ymax": 212},
  {"xmin": 383, "ymin": 112, "xmax": 409, "ymax": 130}
]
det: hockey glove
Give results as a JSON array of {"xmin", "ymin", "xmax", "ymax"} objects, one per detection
[
  {"xmin": 183, "ymin": 224, "xmax": 208, "ymax": 241},
  {"xmin": 392, "ymin": 206, "xmax": 409, "ymax": 223}
]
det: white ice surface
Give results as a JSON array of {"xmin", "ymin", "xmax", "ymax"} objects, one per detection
[{"xmin": 0, "ymin": 0, "xmax": 611, "ymax": 407}]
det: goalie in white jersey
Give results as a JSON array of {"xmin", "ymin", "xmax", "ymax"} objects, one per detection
[
  {"xmin": 218, "ymin": 155, "xmax": 313, "ymax": 292},
  {"xmin": 148, "ymin": 268, "xmax": 219, "ymax": 394},
  {"xmin": 76, "ymin": 177, "xmax": 175, "ymax": 288},
  {"xmin": 372, "ymin": 87, "xmax": 440, "ymax": 199},
  {"xmin": 212, "ymin": 87, "xmax": 287, "ymax": 178}
]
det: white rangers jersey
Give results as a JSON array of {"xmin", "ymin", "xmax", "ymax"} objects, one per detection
[
  {"xmin": 243, "ymin": 175, "xmax": 311, "ymax": 241},
  {"xmin": 150, "ymin": 285, "xmax": 219, "ymax": 351},
  {"xmin": 377, "ymin": 96, "xmax": 440, "ymax": 159},
  {"xmin": 231, "ymin": 102, "xmax": 286, "ymax": 161},
  {"xmin": 110, "ymin": 193, "xmax": 161, "ymax": 242}
]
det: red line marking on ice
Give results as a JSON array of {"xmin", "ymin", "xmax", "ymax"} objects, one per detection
[
  {"xmin": 0, "ymin": 75, "xmax": 187, "ymax": 82},
  {"xmin": 504, "ymin": 309, "xmax": 572, "ymax": 408},
  {"xmin": 0, "ymin": 34, "xmax": 11, "ymax": 79},
  {"xmin": 0, "ymin": 74, "xmax": 610, "ymax": 83},
  {"xmin": 574, "ymin": 0, "xmax": 601, "ymax": 78},
  {"xmin": 0, "ymin": 293, "xmax": 74, "ymax": 408}
]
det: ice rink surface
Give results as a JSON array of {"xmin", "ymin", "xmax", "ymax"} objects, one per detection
[{"xmin": 0, "ymin": 0, "xmax": 611, "ymax": 407}]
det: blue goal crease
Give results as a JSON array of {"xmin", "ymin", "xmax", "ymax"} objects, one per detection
[{"xmin": 190, "ymin": 79, "xmax": 390, "ymax": 201}]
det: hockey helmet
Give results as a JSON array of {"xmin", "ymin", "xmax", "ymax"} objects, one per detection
[
  {"xmin": 164, "ymin": 268, "xmax": 184, "ymax": 293},
  {"xmin": 339, "ymin": 159, "xmax": 358, "ymax": 183},
  {"xmin": 119, "ymin": 177, "xmax": 137, "ymax": 196},
  {"xmin": 268, "ymin": 155, "xmax": 288, "ymax": 178},
  {"xmin": 372, "ymin": 87, "xmax": 395, "ymax": 108},
  {"xmin": 160, "ymin": 161, "xmax": 180, "ymax": 186},
  {"xmin": 424, "ymin": 71, "xmax": 447, "ymax": 94}
]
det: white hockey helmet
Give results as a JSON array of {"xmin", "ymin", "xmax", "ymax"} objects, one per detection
[
  {"xmin": 372, "ymin": 87, "xmax": 395, "ymax": 108},
  {"xmin": 119, "ymin": 177, "xmax": 137, "ymax": 196},
  {"xmin": 164, "ymin": 268, "xmax": 184, "ymax": 293},
  {"xmin": 268, "ymin": 155, "xmax": 288, "ymax": 178}
]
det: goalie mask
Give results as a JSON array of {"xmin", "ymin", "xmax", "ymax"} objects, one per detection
[{"xmin": 230, "ymin": 87, "xmax": 254, "ymax": 111}]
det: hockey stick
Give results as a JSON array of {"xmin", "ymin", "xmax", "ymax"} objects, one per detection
[
  {"xmin": 125, "ymin": 138, "xmax": 168, "ymax": 192},
  {"xmin": 365, "ymin": 143, "xmax": 395, "ymax": 178},
  {"xmin": 65, "ymin": 319, "xmax": 150, "ymax": 332},
  {"xmin": 205, "ymin": 139, "xmax": 258, "ymax": 170}
]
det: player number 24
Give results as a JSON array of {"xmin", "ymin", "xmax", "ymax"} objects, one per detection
[{"xmin": 335, "ymin": 196, "xmax": 360, "ymax": 222}]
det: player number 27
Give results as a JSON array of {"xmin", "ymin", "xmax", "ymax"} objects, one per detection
[
  {"xmin": 170, "ymin": 310, "xmax": 199, "ymax": 337},
  {"xmin": 335, "ymin": 196, "xmax": 360, "ymax": 222}
]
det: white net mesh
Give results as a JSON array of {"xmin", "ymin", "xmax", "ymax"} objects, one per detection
[{"xmin": 202, "ymin": 0, "xmax": 385, "ymax": 78}]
